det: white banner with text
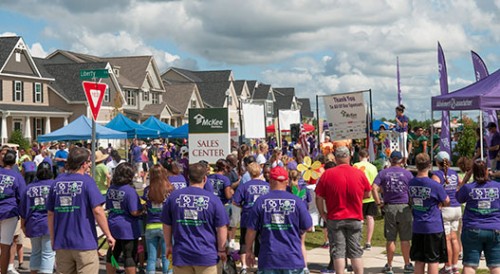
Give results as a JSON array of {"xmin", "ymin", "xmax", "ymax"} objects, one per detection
[{"xmin": 323, "ymin": 92, "xmax": 367, "ymax": 140}]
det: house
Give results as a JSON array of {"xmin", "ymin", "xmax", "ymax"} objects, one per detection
[
  {"xmin": 298, "ymin": 97, "xmax": 314, "ymax": 122},
  {"xmin": 0, "ymin": 36, "xmax": 73, "ymax": 143},
  {"xmin": 162, "ymin": 83, "xmax": 204, "ymax": 127},
  {"xmin": 250, "ymin": 83, "xmax": 275, "ymax": 125},
  {"xmin": 46, "ymin": 50, "xmax": 168, "ymax": 124}
]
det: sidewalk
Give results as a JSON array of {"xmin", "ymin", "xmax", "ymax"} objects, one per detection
[{"xmin": 306, "ymin": 245, "xmax": 488, "ymax": 273}]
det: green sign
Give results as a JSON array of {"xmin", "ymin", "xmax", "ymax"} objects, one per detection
[
  {"xmin": 80, "ymin": 69, "xmax": 109, "ymax": 80},
  {"xmin": 189, "ymin": 108, "xmax": 229, "ymax": 134}
]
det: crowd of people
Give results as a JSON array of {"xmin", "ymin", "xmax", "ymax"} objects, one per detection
[{"xmin": 0, "ymin": 109, "xmax": 498, "ymax": 274}]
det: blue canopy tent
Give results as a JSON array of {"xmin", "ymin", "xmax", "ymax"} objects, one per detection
[
  {"xmin": 106, "ymin": 113, "xmax": 159, "ymax": 139},
  {"xmin": 142, "ymin": 116, "xmax": 175, "ymax": 137},
  {"xmin": 372, "ymin": 120, "xmax": 391, "ymax": 131},
  {"xmin": 168, "ymin": 123, "xmax": 188, "ymax": 138},
  {"xmin": 37, "ymin": 115, "xmax": 127, "ymax": 142}
]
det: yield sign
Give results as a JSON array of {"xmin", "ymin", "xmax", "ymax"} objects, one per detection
[{"xmin": 82, "ymin": 81, "xmax": 108, "ymax": 121}]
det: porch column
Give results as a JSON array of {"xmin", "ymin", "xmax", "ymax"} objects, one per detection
[
  {"xmin": 1, "ymin": 114, "xmax": 8, "ymax": 143},
  {"xmin": 64, "ymin": 117, "xmax": 68, "ymax": 126},
  {"xmin": 25, "ymin": 116, "xmax": 32, "ymax": 141},
  {"xmin": 45, "ymin": 117, "xmax": 51, "ymax": 134}
]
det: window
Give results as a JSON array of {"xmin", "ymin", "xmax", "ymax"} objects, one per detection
[
  {"xmin": 143, "ymin": 91, "xmax": 150, "ymax": 101},
  {"xmin": 13, "ymin": 119, "xmax": 22, "ymax": 132},
  {"xmin": 126, "ymin": 90, "xmax": 136, "ymax": 106},
  {"xmin": 34, "ymin": 118, "xmax": 44, "ymax": 137},
  {"xmin": 15, "ymin": 52, "xmax": 21, "ymax": 62},
  {"xmin": 266, "ymin": 101, "xmax": 273, "ymax": 115},
  {"xmin": 34, "ymin": 83, "xmax": 42, "ymax": 102},
  {"xmin": 104, "ymin": 87, "xmax": 110, "ymax": 102},
  {"xmin": 191, "ymin": 99, "xmax": 197, "ymax": 108},
  {"xmin": 14, "ymin": 81, "xmax": 22, "ymax": 101},
  {"xmin": 227, "ymin": 95, "xmax": 232, "ymax": 106},
  {"xmin": 152, "ymin": 93, "xmax": 159, "ymax": 104},
  {"xmin": 114, "ymin": 68, "xmax": 120, "ymax": 77}
]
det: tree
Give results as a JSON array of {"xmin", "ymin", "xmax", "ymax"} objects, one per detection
[
  {"xmin": 8, "ymin": 130, "xmax": 30, "ymax": 150},
  {"xmin": 455, "ymin": 116, "xmax": 477, "ymax": 158}
]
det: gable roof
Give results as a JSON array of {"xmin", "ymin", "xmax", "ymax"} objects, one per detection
[
  {"xmin": 274, "ymin": 95, "xmax": 295, "ymax": 116},
  {"xmin": 298, "ymin": 98, "xmax": 314, "ymax": 118},
  {"xmin": 246, "ymin": 80, "xmax": 257, "ymax": 94},
  {"xmin": 196, "ymin": 81, "xmax": 231, "ymax": 108},
  {"xmin": 163, "ymin": 83, "xmax": 200, "ymax": 115},
  {"xmin": 164, "ymin": 67, "xmax": 232, "ymax": 83},
  {"xmin": 233, "ymin": 80, "xmax": 246, "ymax": 96},
  {"xmin": 40, "ymin": 60, "xmax": 109, "ymax": 102},
  {"xmin": 273, "ymin": 87, "xmax": 295, "ymax": 97},
  {"xmin": 0, "ymin": 36, "xmax": 20, "ymax": 70},
  {"xmin": 252, "ymin": 83, "xmax": 271, "ymax": 100}
]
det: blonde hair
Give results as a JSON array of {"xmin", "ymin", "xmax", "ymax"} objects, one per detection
[
  {"xmin": 289, "ymin": 170, "xmax": 300, "ymax": 188},
  {"xmin": 259, "ymin": 142, "xmax": 268, "ymax": 152},
  {"xmin": 247, "ymin": 162, "xmax": 261, "ymax": 178}
]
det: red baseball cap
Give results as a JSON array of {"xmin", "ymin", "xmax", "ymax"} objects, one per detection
[{"xmin": 270, "ymin": 166, "xmax": 288, "ymax": 181}]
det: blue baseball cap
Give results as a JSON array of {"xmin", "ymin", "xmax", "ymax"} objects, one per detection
[{"xmin": 390, "ymin": 151, "xmax": 402, "ymax": 160}]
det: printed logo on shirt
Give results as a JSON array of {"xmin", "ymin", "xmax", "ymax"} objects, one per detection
[
  {"xmin": 469, "ymin": 188, "xmax": 499, "ymax": 214},
  {"xmin": 248, "ymin": 185, "xmax": 270, "ymax": 204},
  {"xmin": 172, "ymin": 182, "xmax": 187, "ymax": 190},
  {"xmin": 209, "ymin": 178, "xmax": 225, "ymax": 197},
  {"xmin": 385, "ymin": 172, "xmax": 408, "ymax": 193},
  {"xmin": 0, "ymin": 175, "xmax": 15, "ymax": 199},
  {"xmin": 27, "ymin": 185, "xmax": 50, "ymax": 210},
  {"xmin": 107, "ymin": 189, "xmax": 126, "ymax": 214},
  {"xmin": 149, "ymin": 202, "xmax": 163, "ymax": 214},
  {"xmin": 53, "ymin": 181, "xmax": 83, "ymax": 213},
  {"xmin": 175, "ymin": 194, "xmax": 210, "ymax": 226},
  {"xmin": 262, "ymin": 198, "xmax": 296, "ymax": 230},
  {"xmin": 410, "ymin": 186, "xmax": 431, "ymax": 212}
]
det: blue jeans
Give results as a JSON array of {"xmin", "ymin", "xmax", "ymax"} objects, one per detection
[
  {"xmin": 462, "ymin": 228, "xmax": 500, "ymax": 268},
  {"xmin": 30, "ymin": 234, "xmax": 55, "ymax": 273},
  {"xmin": 145, "ymin": 228, "xmax": 170, "ymax": 274}
]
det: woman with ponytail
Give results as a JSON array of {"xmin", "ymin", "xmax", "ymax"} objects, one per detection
[
  {"xmin": 431, "ymin": 151, "xmax": 462, "ymax": 274},
  {"xmin": 456, "ymin": 160, "xmax": 500, "ymax": 274}
]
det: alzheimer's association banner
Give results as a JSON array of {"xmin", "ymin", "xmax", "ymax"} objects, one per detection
[
  {"xmin": 242, "ymin": 103, "xmax": 266, "ymax": 138},
  {"xmin": 323, "ymin": 92, "xmax": 366, "ymax": 140},
  {"xmin": 278, "ymin": 110, "xmax": 301, "ymax": 131}
]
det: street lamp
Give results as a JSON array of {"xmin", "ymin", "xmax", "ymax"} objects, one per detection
[{"xmin": 238, "ymin": 95, "xmax": 247, "ymax": 145}]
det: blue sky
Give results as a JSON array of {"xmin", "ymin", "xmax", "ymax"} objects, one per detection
[{"xmin": 1, "ymin": 0, "xmax": 499, "ymax": 120}]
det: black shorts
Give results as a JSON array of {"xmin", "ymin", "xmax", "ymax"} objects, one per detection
[
  {"xmin": 362, "ymin": 202, "xmax": 378, "ymax": 217},
  {"xmin": 410, "ymin": 232, "xmax": 448, "ymax": 263},
  {"xmin": 106, "ymin": 239, "xmax": 138, "ymax": 267}
]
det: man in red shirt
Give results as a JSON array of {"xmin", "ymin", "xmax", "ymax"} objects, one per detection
[{"xmin": 315, "ymin": 146, "xmax": 371, "ymax": 274}]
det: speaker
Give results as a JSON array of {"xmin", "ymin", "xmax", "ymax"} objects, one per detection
[{"xmin": 290, "ymin": 123, "xmax": 300, "ymax": 142}]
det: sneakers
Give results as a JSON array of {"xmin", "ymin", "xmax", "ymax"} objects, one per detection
[
  {"xmin": 438, "ymin": 266, "xmax": 453, "ymax": 274},
  {"xmin": 321, "ymin": 242, "xmax": 329, "ymax": 249},
  {"xmin": 240, "ymin": 268, "xmax": 247, "ymax": 274},
  {"xmin": 364, "ymin": 243, "xmax": 372, "ymax": 251},
  {"xmin": 156, "ymin": 258, "xmax": 162, "ymax": 270},
  {"xmin": 7, "ymin": 269, "xmax": 19, "ymax": 274},
  {"xmin": 458, "ymin": 252, "xmax": 463, "ymax": 260},
  {"xmin": 17, "ymin": 263, "xmax": 28, "ymax": 271},
  {"xmin": 382, "ymin": 264, "xmax": 393, "ymax": 274},
  {"xmin": 452, "ymin": 267, "xmax": 460, "ymax": 274},
  {"xmin": 404, "ymin": 263, "xmax": 414, "ymax": 273}
]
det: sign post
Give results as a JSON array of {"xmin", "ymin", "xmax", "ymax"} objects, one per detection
[
  {"xmin": 188, "ymin": 108, "xmax": 230, "ymax": 164},
  {"xmin": 81, "ymin": 69, "xmax": 109, "ymax": 178}
]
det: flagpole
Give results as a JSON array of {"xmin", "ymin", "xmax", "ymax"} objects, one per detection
[{"xmin": 316, "ymin": 94, "xmax": 320, "ymax": 151}]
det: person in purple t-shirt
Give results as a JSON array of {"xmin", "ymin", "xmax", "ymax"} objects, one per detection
[
  {"xmin": 142, "ymin": 164, "xmax": 175, "ymax": 274},
  {"xmin": 0, "ymin": 151, "xmax": 26, "ymax": 274},
  {"xmin": 21, "ymin": 157, "xmax": 37, "ymax": 184},
  {"xmin": 457, "ymin": 159, "xmax": 500, "ymax": 273},
  {"xmin": 431, "ymin": 151, "xmax": 463, "ymax": 274},
  {"xmin": 19, "ymin": 162, "xmax": 55, "ymax": 274},
  {"xmin": 130, "ymin": 139, "xmax": 144, "ymax": 181},
  {"xmin": 232, "ymin": 162, "xmax": 270, "ymax": 274},
  {"xmin": 409, "ymin": 153, "xmax": 450, "ymax": 274},
  {"xmin": 206, "ymin": 159, "xmax": 233, "ymax": 205},
  {"xmin": 47, "ymin": 147, "xmax": 115, "ymax": 274},
  {"xmin": 163, "ymin": 158, "xmax": 187, "ymax": 191},
  {"xmin": 162, "ymin": 163, "xmax": 229, "ymax": 274},
  {"xmin": 395, "ymin": 105, "xmax": 410, "ymax": 165},
  {"xmin": 372, "ymin": 151, "xmax": 414, "ymax": 274},
  {"xmin": 105, "ymin": 162, "xmax": 144, "ymax": 274},
  {"xmin": 245, "ymin": 166, "xmax": 312, "ymax": 273}
]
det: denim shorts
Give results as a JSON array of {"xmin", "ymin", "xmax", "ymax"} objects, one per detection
[{"xmin": 461, "ymin": 228, "xmax": 500, "ymax": 268}]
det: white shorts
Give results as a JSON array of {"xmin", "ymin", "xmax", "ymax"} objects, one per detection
[
  {"xmin": 230, "ymin": 204, "xmax": 241, "ymax": 228},
  {"xmin": 0, "ymin": 217, "xmax": 19, "ymax": 245},
  {"xmin": 441, "ymin": 206, "xmax": 462, "ymax": 235},
  {"xmin": 398, "ymin": 132, "xmax": 408, "ymax": 158}
]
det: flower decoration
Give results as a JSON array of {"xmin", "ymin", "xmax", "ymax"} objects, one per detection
[
  {"xmin": 297, "ymin": 156, "xmax": 322, "ymax": 181},
  {"xmin": 291, "ymin": 185, "xmax": 306, "ymax": 199}
]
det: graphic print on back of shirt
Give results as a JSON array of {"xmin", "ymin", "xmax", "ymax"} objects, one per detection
[
  {"xmin": 209, "ymin": 177, "xmax": 225, "ymax": 197},
  {"xmin": 27, "ymin": 185, "xmax": 51, "ymax": 210},
  {"xmin": 176, "ymin": 194, "xmax": 210, "ymax": 226},
  {"xmin": 386, "ymin": 172, "xmax": 407, "ymax": 193},
  {"xmin": 469, "ymin": 188, "xmax": 499, "ymax": 214},
  {"xmin": 54, "ymin": 181, "xmax": 83, "ymax": 212},
  {"xmin": 248, "ymin": 185, "xmax": 270, "ymax": 204},
  {"xmin": 107, "ymin": 188, "xmax": 126, "ymax": 214},
  {"xmin": 410, "ymin": 186, "xmax": 431, "ymax": 211},
  {"xmin": 0, "ymin": 175, "xmax": 15, "ymax": 199},
  {"xmin": 262, "ymin": 198, "xmax": 296, "ymax": 230}
]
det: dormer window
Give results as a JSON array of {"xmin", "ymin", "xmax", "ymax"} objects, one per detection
[
  {"xmin": 152, "ymin": 93, "xmax": 159, "ymax": 104},
  {"xmin": 191, "ymin": 99, "xmax": 197, "ymax": 108},
  {"xmin": 143, "ymin": 91, "xmax": 150, "ymax": 101},
  {"xmin": 114, "ymin": 69, "xmax": 119, "ymax": 77}
]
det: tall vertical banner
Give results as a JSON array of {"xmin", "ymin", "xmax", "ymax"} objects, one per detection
[
  {"xmin": 188, "ymin": 108, "xmax": 230, "ymax": 164},
  {"xmin": 471, "ymin": 51, "xmax": 497, "ymax": 129},
  {"xmin": 438, "ymin": 42, "xmax": 451, "ymax": 155},
  {"xmin": 278, "ymin": 110, "xmax": 301, "ymax": 131},
  {"xmin": 397, "ymin": 57, "xmax": 402, "ymax": 106},
  {"xmin": 323, "ymin": 92, "xmax": 366, "ymax": 140},
  {"xmin": 242, "ymin": 103, "xmax": 266, "ymax": 138}
]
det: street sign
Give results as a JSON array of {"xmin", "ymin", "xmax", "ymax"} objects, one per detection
[
  {"xmin": 80, "ymin": 69, "xmax": 109, "ymax": 80},
  {"xmin": 82, "ymin": 81, "xmax": 108, "ymax": 121}
]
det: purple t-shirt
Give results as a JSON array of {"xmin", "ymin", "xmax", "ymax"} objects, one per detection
[
  {"xmin": 132, "ymin": 146, "xmax": 142, "ymax": 163},
  {"xmin": 395, "ymin": 115, "xmax": 409, "ymax": 132},
  {"xmin": 22, "ymin": 161, "xmax": 36, "ymax": 173},
  {"xmin": 168, "ymin": 175, "xmax": 188, "ymax": 191},
  {"xmin": 47, "ymin": 173, "xmax": 105, "ymax": 250},
  {"xmin": 433, "ymin": 169, "xmax": 461, "ymax": 207},
  {"xmin": 247, "ymin": 190, "xmax": 312, "ymax": 270},
  {"xmin": 0, "ymin": 168, "xmax": 26, "ymax": 220},
  {"xmin": 19, "ymin": 179, "xmax": 54, "ymax": 237},
  {"xmin": 373, "ymin": 166, "xmax": 413, "ymax": 204},
  {"xmin": 142, "ymin": 186, "xmax": 167, "ymax": 224},
  {"xmin": 207, "ymin": 174, "xmax": 232, "ymax": 204},
  {"xmin": 409, "ymin": 177, "xmax": 448, "ymax": 234},
  {"xmin": 287, "ymin": 160, "xmax": 298, "ymax": 171},
  {"xmin": 456, "ymin": 180, "xmax": 500, "ymax": 230},
  {"xmin": 43, "ymin": 157, "xmax": 52, "ymax": 168},
  {"xmin": 161, "ymin": 187, "xmax": 229, "ymax": 267},
  {"xmin": 106, "ymin": 184, "xmax": 142, "ymax": 240},
  {"xmin": 232, "ymin": 179, "xmax": 270, "ymax": 228}
]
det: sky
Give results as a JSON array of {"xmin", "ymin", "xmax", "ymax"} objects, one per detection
[{"xmin": 1, "ymin": 0, "xmax": 499, "ymax": 121}]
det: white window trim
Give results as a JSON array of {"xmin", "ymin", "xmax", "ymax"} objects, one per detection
[
  {"xmin": 14, "ymin": 81, "xmax": 22, "ymax": 101},
  {"xmin": 152, "ymin": 92, "xmax": 159, "ymax": 104},
  {"xmin": 104, "ymin": 87, "xmax": 110, "ymax": 102},
  {"xmin": 34, "ymin": 83, "xmax": 42, "ymax": 103}
]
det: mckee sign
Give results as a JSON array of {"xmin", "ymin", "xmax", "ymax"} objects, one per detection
[{"xmin": 189, "ymin": 108, "xmax": 230, "ymax": 164}]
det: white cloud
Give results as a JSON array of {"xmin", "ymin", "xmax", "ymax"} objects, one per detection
[
  {"xmin": 0, "ymin": 32, "xmax": 17, "ymax": 37},
  {"xmin": 29, "ymin": 42, "xmax": 48, "ymax": 58}
]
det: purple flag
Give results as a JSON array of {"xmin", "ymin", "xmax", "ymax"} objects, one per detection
[
  {"xmin": 471, "ymin": 50, "xmax": 497, "ymax": 129},
  {"xmin": 438, "ymin": 42, "xmax": 451, "ymax": 155},
  {"xmin": 397, "ymin": 57, "xmax": 402, "ymax": 106}
]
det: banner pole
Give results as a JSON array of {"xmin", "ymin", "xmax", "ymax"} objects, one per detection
[{"xmin": 316, "ymin": 94, "xmax": 320, "ymax": 151}]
